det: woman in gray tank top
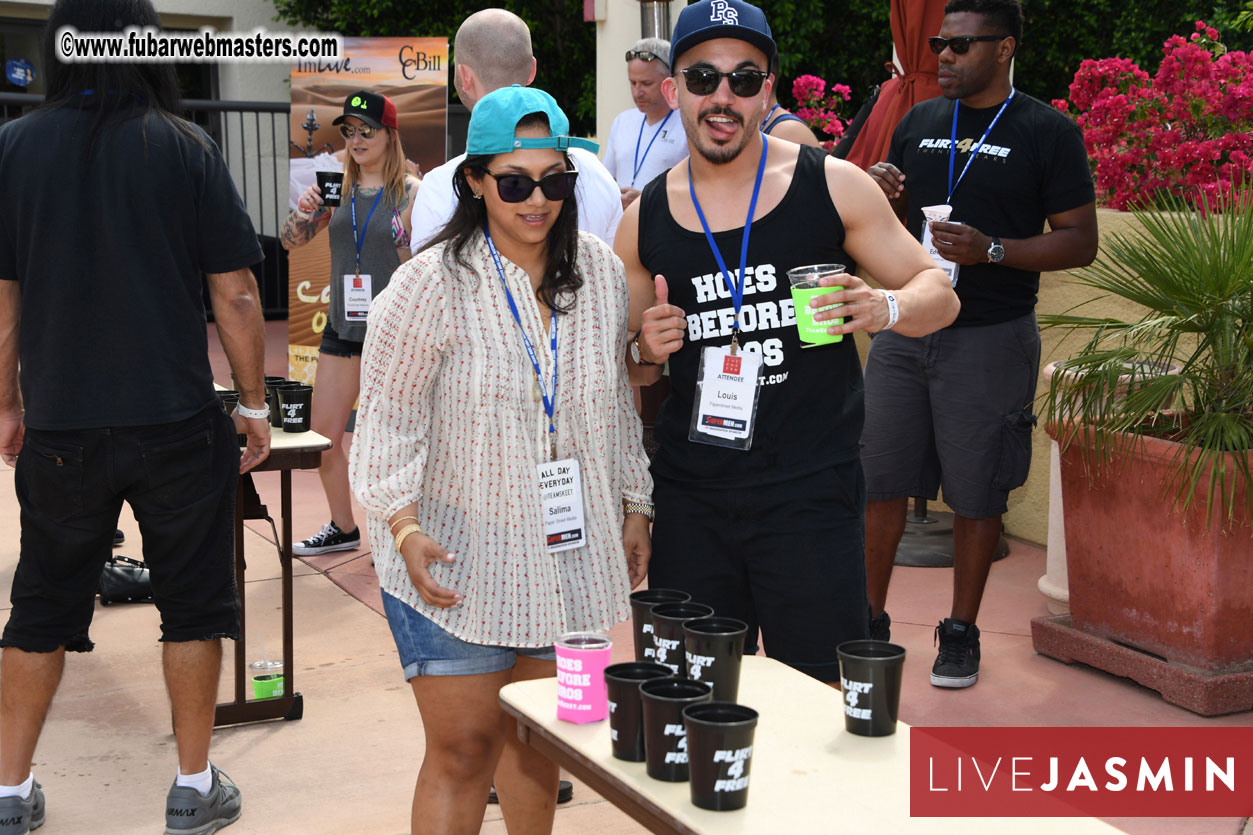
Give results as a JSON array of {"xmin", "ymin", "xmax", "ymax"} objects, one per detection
[{"xmin": 280, "ymin": 90, "xmax": 420, "ymax": 556}]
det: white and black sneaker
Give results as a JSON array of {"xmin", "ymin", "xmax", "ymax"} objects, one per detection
[
  {"xmin": 930, "ymin": 618, "xmax": 981, "ymax": 688},
  {"xmin": 293, "ymin": 521, "xmax": 360, "ymax": 556}
]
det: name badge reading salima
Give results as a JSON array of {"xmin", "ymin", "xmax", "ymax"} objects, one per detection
[
  {"xmin": 537, "ymin": 458, "xmax": 586, "ymax": 552},
  {"xmin": 689, "ymin": 346, "xmax": 763, "ymax": 451}
]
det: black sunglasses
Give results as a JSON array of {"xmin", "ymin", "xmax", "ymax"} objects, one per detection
[
  {"xmin": 680, "ymin": 67, "xmax": 769, "ymax": 97},
  {"xmin": 928, "ymin": 35, "xmax": 1009, "ymax": 55},
  {"xmin": 626, "ymin": 49, "xmax": 669, "ymax": 69},
  {"xmin": 479, "ymin": 167, "xmax": 579, "ymax": 203},
  {"xmin": 339, "ymin": 123, "xmax": 380, "ymax": 140}
]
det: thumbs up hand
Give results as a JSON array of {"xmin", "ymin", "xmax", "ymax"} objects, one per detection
[{"xmin": 637, "ymin": 275, "xmax": 687, "ymax": 366}]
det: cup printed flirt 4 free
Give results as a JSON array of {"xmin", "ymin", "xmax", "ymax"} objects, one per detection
[
  {"xmin": 663, "ymin": 723, "xmax": 689, "ymax": 764},
  {"xmin": 842, "ymin": 677, "xmax": 874, "ymax": 720},
  {"xmin": 686, "ymin": 650, "xmax": 715, "ymax": 680},
  {"xmin": 712, "ymin": 746, "xmax": 753, "ymax": 792}
]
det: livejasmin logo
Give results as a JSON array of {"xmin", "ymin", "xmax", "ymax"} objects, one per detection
[{"xmin": 909, "ymin": 727, "xmax": 1253, "ymax": 817}]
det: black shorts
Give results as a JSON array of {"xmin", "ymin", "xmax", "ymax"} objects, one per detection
[
  {"xmin": 1, "ymin": 405, "xmax": 241, "ymax": 653},
  {"xmin": 319, "ymin": 321, "xmax": 364, "ymax": 358},
  {"xmin": 648, "ymin": 461, "xmax": 869, "ymax": 682},
  {"xmin": 861, "ymin": 313, "xmax": 1041, "ymax": 518}
]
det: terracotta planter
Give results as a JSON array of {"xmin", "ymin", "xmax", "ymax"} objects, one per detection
[{"xmin": 1050, "ymin": 426, "xmax": 1253, "ymax": 673}]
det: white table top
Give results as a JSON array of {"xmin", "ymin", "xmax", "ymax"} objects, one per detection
[{"xmin": 500, "ymin": 655, "xmax": 1122, "ymax": 834}]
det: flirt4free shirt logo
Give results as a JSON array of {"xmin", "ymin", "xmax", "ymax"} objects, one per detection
[{"xmin": 910, "ymin": 727, "xmax": 1253, "ymax": 817}]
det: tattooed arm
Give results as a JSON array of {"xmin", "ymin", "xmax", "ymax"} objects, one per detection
[{"xmin": 281, "ymin": 183, "xmax": 332, "ymax": 250}]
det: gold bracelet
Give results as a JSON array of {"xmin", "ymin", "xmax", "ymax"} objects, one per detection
[
  {"xmin": 623, "ymin": 502, "xmax": 655, "ymax": 522},
  {"xmin": 393, "ymin": 523, "xmax": 424, "ymax": 553},
  {"xmin": 389, "ymin": 515, "xmax": 420, "ymax": 533}
]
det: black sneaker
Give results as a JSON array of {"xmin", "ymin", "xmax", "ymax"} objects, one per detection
[
  {"xmin": 292, "ymin": 521, "xmax": 360, "ymax": 556},
  {"xmin": 931, "ymin": 618, "xmax": 980, "ymax": 688},
  {"xmin": 164, "ymin": 765, "xmax": 240, "ymax": 835},
  {"xmin": 869, "ymin": 610, "xmax": 892, "ymax": 642},
  {"xmin": 0, "ymin": 781, "xmax": 44, "ymax": 834},
  {"xmin": 487, "ymin": 781, "xmax": 573, "ymax": 805},
  {"xmin": 113, "ymin": 529, "xmax": 125, "ymax": 547}
]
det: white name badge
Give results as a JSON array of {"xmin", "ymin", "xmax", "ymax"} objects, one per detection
[
  {"xmin": 538, "ymin": 458, "xmax": 586, "ymax": 552},
  {"xmin": 689, "ymin": 345, "xmax": 763, "ymax": 451},
  {"xmin": 344, "ymin": 273, "xmax": 373, "ymax": 321},
  {"xmin": 920, "ymin": 220, "xmax": 961, "ymax": 288}
]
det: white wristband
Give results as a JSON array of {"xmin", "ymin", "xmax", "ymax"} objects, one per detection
[
  {"xmin": 881, "ymin": 290, "xmax": 900, "ymax": 331},
  {"xmin": 234, "ymin": 402, "xmax": 270, "ymax": 420}
]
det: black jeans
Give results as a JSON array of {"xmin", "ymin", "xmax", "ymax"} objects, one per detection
[{"xmin": 1, "ymin": 405, "xmax": 241, "ymax": 652}]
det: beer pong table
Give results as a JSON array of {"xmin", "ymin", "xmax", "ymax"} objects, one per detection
[
  {"xmin": 499, "ymin": 655, "xmax": 1122, "ymax": 834},
  {"xmin": 214, "ymin": 428, "xmax": 331, "ymax": 726}
]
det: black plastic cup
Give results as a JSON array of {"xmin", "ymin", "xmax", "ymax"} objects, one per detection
[
  {"xmin": 629, "ymin": 589, "xmax": 691, "ymax": 662},
  {"xmin": 604, "ymin": 661, "xmax": 672, "ymax": 762},
  {"xmin": 315, "ymin": 170, "xmax": 345, "ymax": 207},
  {"xmin": 684, "ymin": 701, "xmax": 758, "ymax": 811},
  {"xmin": 270, "ymin": 381, "xmax": 301, "ymax": 428},
  {"xmin": 837, "ymin": 640, "xmax": 906, "ymax": 737},
  {"xmin": 215, "ymin": 389, "xmax": 239, "ymax": 415},
  {"xmin": 683, "ymin": 617, "xmax": 748, "ymax": 702},
  {"xmin": 640, "ymin": 677, "xmax": 712, "ymax": 782},
  {"xmin": 651, "ymin": 602, "xmax": 714, "ymax": 676},
  {"xmin": 278, "ymin": 384, "xmax": 313, "ymax": 433}
]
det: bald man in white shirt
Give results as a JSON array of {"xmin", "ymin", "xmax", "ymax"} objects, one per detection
[{"xmin": 409, "ymin": 8, "xmax": 622, "ymax": 253}]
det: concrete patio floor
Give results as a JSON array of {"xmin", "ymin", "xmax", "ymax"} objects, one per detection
[{"xmin": 0, "ymin": 320, "xmax": 1245, "ymax": 834}]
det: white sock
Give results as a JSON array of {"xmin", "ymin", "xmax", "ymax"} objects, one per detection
[
  {"xmin": 176, "ymin": 765, "xmax": 213, "ymax": 796},
  {"xmin": 0, "ymin": 773, "xmax": 34, "ymax": 799}
]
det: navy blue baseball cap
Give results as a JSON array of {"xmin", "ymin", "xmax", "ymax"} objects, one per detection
[
  {"xmin": 466, "ymin": 86, "xmax": 599, "ymax": 156},
  {"xmin": 670, "ymin": 0, "xmax": 777, "ymax": 69}
]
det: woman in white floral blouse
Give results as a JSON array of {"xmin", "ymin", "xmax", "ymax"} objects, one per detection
[{"xmin": 350, "ymin": 86, "xmax": 653, "ymax": 833}]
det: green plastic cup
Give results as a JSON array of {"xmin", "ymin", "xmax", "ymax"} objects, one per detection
[{"xmin": 788, "ymin": 264, "xmax": 846, "ymax": 346}]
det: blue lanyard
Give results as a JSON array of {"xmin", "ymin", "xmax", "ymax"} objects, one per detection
[
  {"xmin": 351, "ymin": 185, "xmax": 385, "ymax": 274},
  {"xmin": 761, "ymin": 104, "xmax": 780, "ymax": 133},
  {"xmin": 947, "ymin": 88, "xmax": 1015, "ymax": 203},
  {"xmin": 632, "ymin": 110, "xmax": 674, "ymax": 187},
  {"xmin": 688, "ymin": 135, "xmax": 769, "ymax": 353},
  {"xmin": 483, "ymin": 223, "xmax": 560, "ymax": 458}
]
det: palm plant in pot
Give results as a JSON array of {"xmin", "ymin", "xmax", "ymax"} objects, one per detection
[{"xmin": 1035, "ymin": 186, "xmax": 1252, "ymax": 715}]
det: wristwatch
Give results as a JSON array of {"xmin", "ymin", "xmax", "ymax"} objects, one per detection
[
  {"xmin": 630, "ymin": 332, "xmax": 659, "ymax": 367},
  {"xmin": 987, "ymin": 236, "xmax": 1005, "ymax": 263}
]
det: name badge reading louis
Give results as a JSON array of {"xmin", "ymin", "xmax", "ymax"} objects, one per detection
[
  {"xmin": 344, "ymin": 274, "xmax": 373, "ymax": 321},
  {"xmin": 538, "ymin": 458, "xmax": 586, "ymax": 552},
  {"xmin": 689, "ymin": 346, "xmax": 763, "ymax": 451}
]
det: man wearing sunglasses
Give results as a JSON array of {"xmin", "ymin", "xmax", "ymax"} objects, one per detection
[
  {"xmin": 602, "ymin": 38, "xmax": 688, "ymax": 210},
  {"xmin": 864, "ymin": 0, "xmax": 1097, "ymax": 689},
  {"xmin": 408, "ymin": 8, "xmax": 621, "ymax": 253},
  {"xmin": 618, "ymin": 0, "xmax": 959, "ymax": 685}
]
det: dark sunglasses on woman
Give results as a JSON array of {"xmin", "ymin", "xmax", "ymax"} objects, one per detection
[
  {"xmin": 339, "ymin": 123, "xmax": 380, "ymax": 140},
  {"xmin": 478, "ymin": 167, "xmax": 580, "ymax": 203},
  {"xmin": 928, "ymin": 34, "xmax": 1008, "ymax": 55},
  {"xmin": 679, "ymin": 67, "xmax": 769, "ymax": 97}
]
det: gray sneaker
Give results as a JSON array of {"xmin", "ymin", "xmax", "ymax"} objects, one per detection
[
  {"xmin": 0, "ymin": 782, "xmax": 44, "ymax": 834},
  {"xmin": 164, "ymin": 766, "xmax": 240, "ymax": 835}
]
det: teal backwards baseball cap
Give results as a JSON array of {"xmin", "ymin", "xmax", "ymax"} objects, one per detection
[{"xmin": 465, "ymin": 86, "xmax": 599, "ymax": 156}]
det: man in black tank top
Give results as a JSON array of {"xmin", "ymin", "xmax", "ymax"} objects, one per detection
[{"xmin": 614, "ymin": 0, "xmax": 959, "ymax": 683}]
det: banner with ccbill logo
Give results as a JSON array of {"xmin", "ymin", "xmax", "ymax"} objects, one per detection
[
  {"xmin": 910, "ymin": 727, "xmax": 1253, "ymax": 817},
  {"xmin": 286, "ymin": 37, "xmax": 448, "ymax": 384}
]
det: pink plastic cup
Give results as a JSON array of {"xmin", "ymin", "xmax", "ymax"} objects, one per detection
[{"xmin": 555, "ymin": 632, "xmax": 613, "ymax": 723}]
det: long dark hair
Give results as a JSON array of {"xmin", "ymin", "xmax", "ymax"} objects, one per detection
[
  {"xmin": 422, "ymin": 113, "xmax": 582, "ymax": 313},
  {"xmin": 41, "ymin": 0, "xmax": 204, "ymax": 153}
]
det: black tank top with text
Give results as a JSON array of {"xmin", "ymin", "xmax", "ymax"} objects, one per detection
[{"xmin": 638, "ymin": 143, "xmax": 864, "ymax": 487}]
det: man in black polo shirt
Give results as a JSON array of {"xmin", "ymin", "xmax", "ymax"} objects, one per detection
[{"xmin": 865, "ymin": 0, "xmax": 1097, "ymax": 689}]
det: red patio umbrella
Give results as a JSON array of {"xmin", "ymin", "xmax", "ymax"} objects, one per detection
[{"xmin": 844, "ymin": 0, "xmax": 947, "ymax": 170}]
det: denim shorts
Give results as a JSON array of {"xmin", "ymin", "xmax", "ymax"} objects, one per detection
[
  {"xmin": 318, "ymin": 321, "xmax": 364, "ymax": 358},
  {"xmin": 382, "ymin": 591, "xmax": 556, "ymax": 679}
]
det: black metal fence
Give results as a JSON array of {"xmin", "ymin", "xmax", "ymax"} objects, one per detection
[{"xmin": 0, "ymin": 93, "xmax": 291, "ymax": 319}]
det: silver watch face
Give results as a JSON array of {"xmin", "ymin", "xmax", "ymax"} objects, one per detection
[
  {"xmin": 989, "ymin": 241, "xmax": 1005, "ymax": 263},
  {"xmin": 630, "ymin": 340, "xmax": 643, "ymax": 364}
]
